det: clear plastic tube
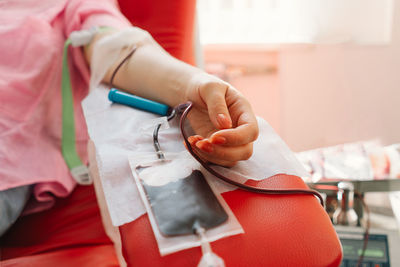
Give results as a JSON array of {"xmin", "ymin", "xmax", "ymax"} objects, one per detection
[{"xmin": 196, "ymin": 226, "xmax": 225, "ymax": 267}]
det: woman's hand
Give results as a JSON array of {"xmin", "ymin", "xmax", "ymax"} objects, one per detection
[{"xmin": 184, "ymin": 73, "xmax": 259, "ymax": 167}]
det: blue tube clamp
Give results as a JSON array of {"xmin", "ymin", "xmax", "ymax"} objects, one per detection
[{"xmin": 108, "ymin": 88, "xmax": 170, "ymax": 116}]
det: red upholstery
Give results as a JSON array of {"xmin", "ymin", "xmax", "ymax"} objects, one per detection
[
  {"xmin": 0, "ymin": 185, "xmax": 119, "ymax": 267},
  {"xmin": 119, "ymin": 174, "xmax": 342, "ymax": 267},
  {"xmin": 1, "ymin": 245, "xmax": 118, "ymax": 267},
  {"xmin": 118, "ymin": 0, "xmax": 197, "ymax": 65}
]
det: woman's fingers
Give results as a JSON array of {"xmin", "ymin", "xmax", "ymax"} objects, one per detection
[
  {"xmin": 210, "ymin": 122, "xmax": 259, "ymax": 146},
  {"xmin": 187, "ymin": 134, "xmax": 254, "ymax": 166},
  {"xmin": 199, "ymin": 82, "xmax": 232, "ymax": 130},
  {"xmin": 193, "ymin": 139, "xmax": 254, "ymax": 163},
  {"xmin": 209, "ymin": 88, "xmax": 259, "ymax": 146},
  {"xmin": 188, "ymin": 135, "xmax": 204, "ymax": 145}
]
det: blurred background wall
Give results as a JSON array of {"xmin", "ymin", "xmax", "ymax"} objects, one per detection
[
  {"xmin": 200, "ymin": 0, "xmax": 399, "ymax": 152},
  {"xmin": 278, "ymin": 2, "xmax": 400, "ymax": 151}
]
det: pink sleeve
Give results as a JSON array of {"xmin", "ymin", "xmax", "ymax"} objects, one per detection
[
  {"xmin": 63, "ymin": 0, "xmax": 132, "ymax": 85},
  {"xmin": 64, "ymin": 0, "xmax": 131, "ymax": 35}
]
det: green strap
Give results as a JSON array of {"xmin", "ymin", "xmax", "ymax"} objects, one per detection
[
  {"xmin": 61, "ymin": 38, "xmax": 84, "ymax": 170},
  {"xmin": 61, "ymin": 27, "xmax": 113, "ymax": 184}
]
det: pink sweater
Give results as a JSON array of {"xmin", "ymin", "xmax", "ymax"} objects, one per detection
[{"xmin": 0, "ymin": 0, "xmax": 130, "ymax": 214}]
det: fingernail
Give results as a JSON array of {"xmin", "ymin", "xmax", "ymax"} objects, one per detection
[
  {"xmin": 217, "ymin": 114, "xmax": 231, "ymax": 129},
  {"xmin": 196, "ymin": 141, "xmax": 213, "ymax": 153},
  {"xmin": 188, "ymin": 136, "xmax": 196, "ymax": 144},
  {"xmin": 211, "ymin": 136, "xmax": 226, "ymax": 145},
  {"xmin": 194, "ymin": 135, "xmax": 204, "ymax": 140},
  {"xmin": 188, "ymin": 135, "xmax": 203, "ymax": 145}
]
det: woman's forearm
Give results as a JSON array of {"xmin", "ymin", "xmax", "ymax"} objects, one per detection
[{"xmin": 84, "ymin": 29, "xmax": 202, "ymax": 107}]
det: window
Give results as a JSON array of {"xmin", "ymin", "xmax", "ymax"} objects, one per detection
[
  {"xmin": 197, "ymin": 0, "xmax": 394, "ymax": 45},
  {"xmin": 197, "ymin": 0, "xmax": 280, "ymax": 44}
]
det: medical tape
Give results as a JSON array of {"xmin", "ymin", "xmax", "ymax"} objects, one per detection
[{"xmin": 89, "ymin": 27, "xmax": 154, "ymax": 91}]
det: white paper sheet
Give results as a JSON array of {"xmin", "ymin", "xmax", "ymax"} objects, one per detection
[{"xmin": 82, "ymin": 85, "xmax": 309, "ymax": 226}]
